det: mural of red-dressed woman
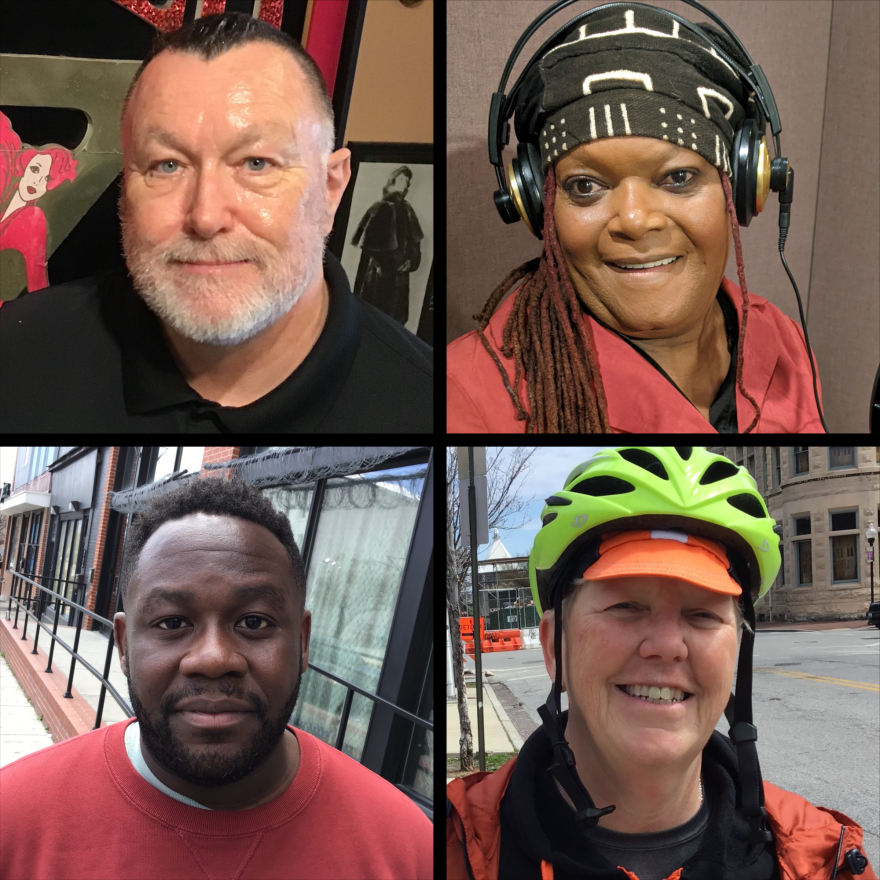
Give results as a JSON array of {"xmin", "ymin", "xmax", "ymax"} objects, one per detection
[{"xmin": 0, "ymin": 111, "xmax": 78, "ymax": 299}]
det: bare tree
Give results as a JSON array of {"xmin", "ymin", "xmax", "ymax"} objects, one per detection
[{"xmin": 445, "ymin": 447, "xmax": 539, "ymax": 771}]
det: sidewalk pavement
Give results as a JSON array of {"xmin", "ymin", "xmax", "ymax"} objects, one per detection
[
  {"xmin": 446, "ymin": 619, "xmax": 876, "ymax": 784},
  {"xmin": 446, "ymin": 651, "xmax": 526, "ymax": 784},
  {"xmin": 446, "ymin": 680, "xmax": 524, "ymax": 785},
  {"xmin": 0, "ymin": 651, "xmax": 55, "ymax": 767},
  {"xmin": 0, "ymin": 598, "xmax": 131, "ymax": 768}
]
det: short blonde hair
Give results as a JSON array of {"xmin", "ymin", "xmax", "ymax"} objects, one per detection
[{"xmin": 561, "ymin": 577, "xmax": 754, "ymax": 637}]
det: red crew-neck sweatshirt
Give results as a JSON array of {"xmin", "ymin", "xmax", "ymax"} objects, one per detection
[{"xmin": 0, "ymin": 716, "xmax": 432, "ymax": 880}]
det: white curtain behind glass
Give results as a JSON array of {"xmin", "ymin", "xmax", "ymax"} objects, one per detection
[{"xmin": 291, "ymin": 466, "xmax": 425, "ymax": 759}]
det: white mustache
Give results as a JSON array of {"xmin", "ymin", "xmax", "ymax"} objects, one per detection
[
  {"xmin": 170, "ymin": 253, "xmax": 254, "ymax": 261},
  {"xmin": 164, "ymin": 243, "xmax": 260, "ymax": 263}
]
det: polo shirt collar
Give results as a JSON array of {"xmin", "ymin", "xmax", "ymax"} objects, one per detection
[{"xmin": 114, "ymin": 251, "xmax": 360, "ymax": 430}]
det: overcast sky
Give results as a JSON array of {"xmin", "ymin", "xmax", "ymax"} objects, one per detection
[{"xmin": 0, "ymin": 448, "xmax": 16, "ymax": 489}]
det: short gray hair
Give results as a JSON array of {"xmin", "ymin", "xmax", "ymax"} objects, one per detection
[{"xmin": 561, "ymin": 577, "xmax": 754, "ymax": 636}]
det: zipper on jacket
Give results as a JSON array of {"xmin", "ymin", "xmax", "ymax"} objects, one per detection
[
  {"xmin": 828, "ymin": 825, "xmax": 871, "ymax": 879},
  {"xmin": 829, "ymin": 825, "xmax": 845, "ymax": 880}
]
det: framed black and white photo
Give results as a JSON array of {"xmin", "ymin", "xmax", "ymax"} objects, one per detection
[{"xmin": 329, "ymin": 142, "xmax": 433, "ymax": 347}]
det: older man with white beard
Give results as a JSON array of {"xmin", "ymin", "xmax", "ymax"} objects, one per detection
[{"xmin": 0, "ymin": 13, "xmax": 433, "ymax": 433}]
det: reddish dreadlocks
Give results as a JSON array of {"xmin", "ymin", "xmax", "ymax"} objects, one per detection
[{"xmin": 473, "ymin": 164, "xmax": 762, "ymax": 433}]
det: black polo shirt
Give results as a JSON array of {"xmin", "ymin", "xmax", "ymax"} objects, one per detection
[{"xmin": 0, "ymin": 252, "xmax": 432, "ymax": 433}]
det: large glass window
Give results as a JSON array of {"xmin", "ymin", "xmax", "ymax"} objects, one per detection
[
  {"xmin": 401, "ymin": 646, "xmax": 433, "ymax": 800},
  {"xmin": 831, "ymin": 536, "xmax": 858, "ymax": 582},
  {"xmin": 796, "ymin": 541, "xmax": 812, "ymax": 586},
  {"xmin": 148, "ymin": 447, "xmax": 205, "ymax": 484},
  {"xmin": 263, "ymin": 483, "xmax": 314, "ymax": 577},
  {"xmin": 22, "ymin": 511, "xmax": 43, "ymax": 577},
  {"xmin": 793, "ymin": 515, "xmax": 811, "ymax": 536},
  {"xmin": 26, "ymin": 446, "xmax": 57, "ymax": 481},
  {"xmin": 828, "ymin": 447, "xmax": 855, "ymax": 469},
  {"xmin": 153, "ymin": 447, "xmax": 177, "ymax": 483},
  {"xmin": 52, "ymin": 517, "xmax": 85, "ymax": 609},
  {"xmin": 179, "ymin": 447, "xmax": 205, "ymax": 477},
  {"xmin": 53, "ymin": 519, "xmax": 72, "ymax": 590},
  {"xmin": 294, "ymin": 464, "xmax": 426, "ymax": 761},
  {"xmin": 830, "ymin": 508, "xmax": 859, "ymax": 583},
  {"xmin": 792, "ymin": 447, "xmax": 809, "ymax": 475}
]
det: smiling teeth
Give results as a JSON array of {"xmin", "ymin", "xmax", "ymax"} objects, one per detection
[
  {"xmin": 623, "ymin": 684, "xmax": 688, "ymax": 703},
  {"xmin": 613, "ymin": 256, "xmax": 678, "ymax": 270}
]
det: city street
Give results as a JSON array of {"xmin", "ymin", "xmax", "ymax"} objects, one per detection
[{"xmin": 473, "ymin": 625, "xmax": 880, "ymax": 870}]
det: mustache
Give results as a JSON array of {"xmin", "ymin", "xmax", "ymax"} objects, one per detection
[{"xmin": 165, "ymin": 247, "xmax": 262, "ymax": 265}]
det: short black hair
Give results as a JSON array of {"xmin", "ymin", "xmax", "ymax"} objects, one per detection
[
  {"xmin": 119, "ymin": 476, "xmax": 306, "ymax": 613},
  {"xmin": 122, "ymin": 11, "xmax": 335, "ymax": 150}
]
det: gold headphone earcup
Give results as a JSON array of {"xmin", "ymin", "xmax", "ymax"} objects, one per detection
[{"xmin": 507, "ymin": 160, "xmax": 536, "ymax": 236}]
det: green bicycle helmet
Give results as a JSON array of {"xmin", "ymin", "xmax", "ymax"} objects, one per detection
[
  {"xmin": 529, "ymin": 446, "xmax": 781, "ymax": 616},
  {"xmin": 529, "ymin": 446, "xmax": 780, "ymax": 848}
]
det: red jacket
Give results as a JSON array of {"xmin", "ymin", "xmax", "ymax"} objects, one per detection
[
  {"xmin": 447, "ymin": 276, "xmax": 824, "ymax": 433},
  {"xmin": 447, "ymin": 756, "xmax": 876, "ymax": 880}
]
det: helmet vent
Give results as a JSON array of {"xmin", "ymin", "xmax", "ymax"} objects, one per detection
[
  {"xmin": 571, "ymin": 476, "xmax": 635, "ymax": 497},
  {"xmin": 675, "ymin": 447, "xmax": 693, "ymax": 460},
  {"xmin": 699, "ymin": 460, "xmax": 740, "ymax": 484},
  {"xmin": 617, "ymin": 448, "xmax": 669, "ymax": 480},
  {"xmin": 727, "ymin": 493, "xmax": 767, "ymax": 519}
]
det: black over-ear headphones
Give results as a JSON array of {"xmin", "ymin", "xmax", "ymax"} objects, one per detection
[
  {"xmin": 486, "ymin": 0, "xmax": 829, "ymax": 433},
  {"xmin": 488, "ymin": 0, "xmax": 788, "ymax": 237}
]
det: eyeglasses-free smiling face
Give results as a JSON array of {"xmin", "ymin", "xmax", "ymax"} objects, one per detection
[
  {"xmin": 119, "ymin": 41, "xmax": 349, "ymax": 347},
  {"xmin": 552, "ymin": 137, "xmax": 731, "ymax": 341},
  {"xmin": 539, "ymin": 575, "xmax": 740, "ymax": 831},
  {"xmin": 113, "ymin": 513, "xmax": 311, "ymax": 811}
]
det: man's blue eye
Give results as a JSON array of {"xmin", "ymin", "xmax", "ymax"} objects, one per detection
[
  {"xmin": 245, "ymin": 157, "xmax": 272, "ymax": 171},
  {"xmin": 149, "ymin": 158, "xmax": 274, "ymax": 174}
]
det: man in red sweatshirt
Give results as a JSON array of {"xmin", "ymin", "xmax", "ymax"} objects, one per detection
[{"xmin": 0, "ymin": 476, "xmax": 432, "ymax": 880}]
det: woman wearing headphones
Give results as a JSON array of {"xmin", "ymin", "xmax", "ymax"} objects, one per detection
[
  {"xmin": 446, "ymin": 2, "xmax": 826, "ymax": 434},
  {"xmin": 446, "ymin": 447, "xmax": 874, "ymax": 880}
]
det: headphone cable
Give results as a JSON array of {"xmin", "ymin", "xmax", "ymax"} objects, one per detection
[{"xmin": 777, "ymin": 165, "xmax": 828, "ymax": 432}]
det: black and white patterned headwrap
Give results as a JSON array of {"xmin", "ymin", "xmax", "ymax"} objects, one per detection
[{"xmin": 516, "ymin": 5, "xmax": 754, "ymax": 177}]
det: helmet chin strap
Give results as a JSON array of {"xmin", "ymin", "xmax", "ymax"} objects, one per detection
[
  {"xmin": 538, "ymin": 582, "xmax": 774, "ymax": 847},
  {"xmin": 537, "ymin": 592, "xmax": 616, "ymax": 829},
  {"xmin": 726, "ymin": 593, "xmax": 774, "ymax": 846}
]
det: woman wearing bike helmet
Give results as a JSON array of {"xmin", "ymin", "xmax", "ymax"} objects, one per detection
[{"xmin": 447, "ymin": 447, "xmax": 874, "ymax": 880}]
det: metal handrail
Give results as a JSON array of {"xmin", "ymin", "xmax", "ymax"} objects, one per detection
[
  {"xmin": 307, "ymin": 660, "xmax": 433, "ymax": 751},
  {"xmin": 5, "ymin": 569, "xmax": 132, "ymax": 726},
  {"xmin": 4, "ymin": 570, "xmax": 433, "ymax": 746}
]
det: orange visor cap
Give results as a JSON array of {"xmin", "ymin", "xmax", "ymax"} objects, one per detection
[{"xmin": 582, "ymin": 529, "xmax": 742, "ymax": 596}]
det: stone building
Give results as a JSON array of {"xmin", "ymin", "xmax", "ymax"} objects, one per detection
[{"xmin": 708, "ymin": 446, "xmax": 880, "ymax": 622}]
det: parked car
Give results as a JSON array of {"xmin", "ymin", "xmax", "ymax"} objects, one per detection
[{"xmin": 866, "ymin": 602, "xmax": 880, "ymax": 629}]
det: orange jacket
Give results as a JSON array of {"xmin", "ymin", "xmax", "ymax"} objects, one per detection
[{"xmin": 447, "ymin": 756, "xmax": 875, "ymax": 880}]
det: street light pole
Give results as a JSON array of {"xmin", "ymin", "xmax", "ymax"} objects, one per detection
[
  {"xmin": 467, "ymin": 447, "xmax": 486, "ymax": 772},
  {"xmin": 866, "ymin": 521, "xmax": 876, "ymax": 606}
]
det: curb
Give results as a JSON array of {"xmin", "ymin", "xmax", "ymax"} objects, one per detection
[
  {"xmin": 483, "ymin": 680, "xmax": 524, "ymax": 753},
  {"xmin": 446, "ymin": 681, "xmax": 524, "ymax": 761}
]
